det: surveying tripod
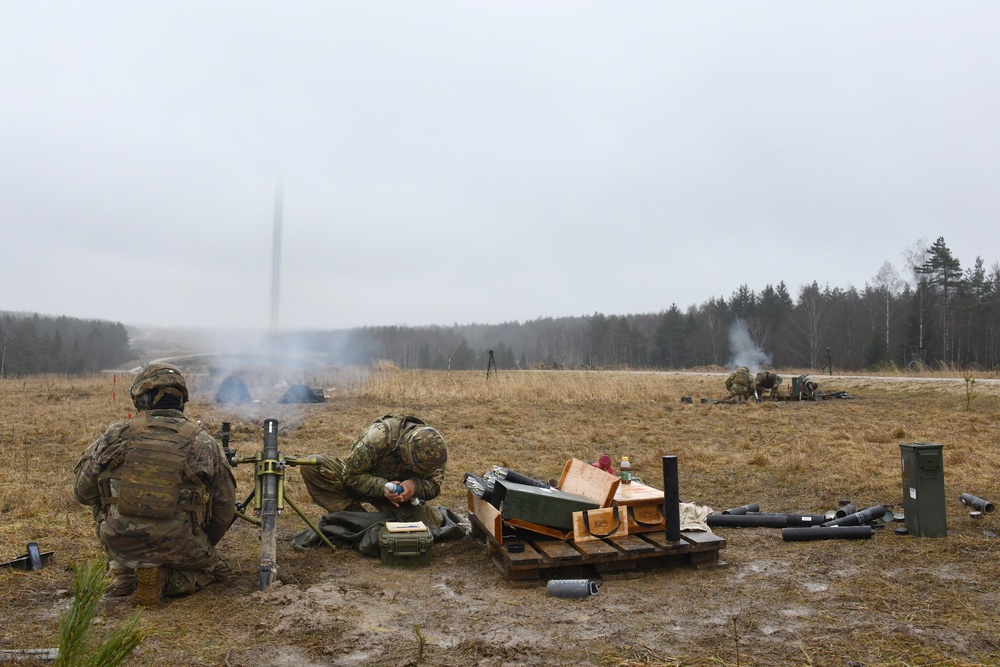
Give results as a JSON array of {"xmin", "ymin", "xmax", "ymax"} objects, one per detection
[
  {"xmin": 222, "ymin": 419, "xmax": 337, "ymax": 591},
  {"xmin": 486, "ymin": 349, "xmax": 497, "ymax": 380}
]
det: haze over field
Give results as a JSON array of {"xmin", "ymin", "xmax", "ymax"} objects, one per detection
[{"xmin": 3, "ymin": 2, "xmax": 999, "ymax": 331}]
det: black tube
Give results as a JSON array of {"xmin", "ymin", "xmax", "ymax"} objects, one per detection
[
  {"xmin": 708, "ymin": 514, "xmax": 789, "ymax": 528},
  {"xmin": 780, "ymin": 514, "xmax": 829, "ymax": 527},
  {"xmin": 493, "ymin": 467, "xmax": 549, "ymax": 488},
  {"xmin": 782, "ymin": 526, "xmax": 873, "ymax": 541},
  {"xmin": 821, "ymin": 505, "xmax": 887, "ymax": 527},
  {"xmin": 744, "ymin": 512, "xmax": 827, "ymax": 526},
  {"xmin": 721, "ymin": 503, "xmax": 760, "ymax": 515},
  {"xmin": 959, "ymin": 493, "xmax": 996, "ymax": 514},
  {"xmin": 834, "ymin": 503, "xmax": 856, "ymax": 519},
  {"xmin": 710, "ymin": 513, "xmax": 827, "ymax": 528},
  {"xmin": 221, "ymin": 421, "xmax": 235, "ymax": 464},
  {"xmin": 662, "ymin": 456, "xmax": 681, "ymax": 542}
]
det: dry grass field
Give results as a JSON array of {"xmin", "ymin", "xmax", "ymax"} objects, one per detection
[{"xmin": 1, "ymin": 366, "xmax": 999, "ymax": 666}]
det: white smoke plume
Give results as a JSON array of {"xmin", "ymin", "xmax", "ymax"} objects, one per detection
[{"xmin": 727, "ymin": 318, "xmax": 772, "ymax": 372}]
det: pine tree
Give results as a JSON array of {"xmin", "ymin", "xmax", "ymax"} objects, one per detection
[{"xmin": 916, "ymin": 237, "xmax": 963, "ymax": 362}]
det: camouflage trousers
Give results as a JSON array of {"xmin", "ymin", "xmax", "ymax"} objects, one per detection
[
  {"xmin": 723, "ymin": 382, "xmax": 752, "ymax": 403},
  {"xmin": 300, "ymin": 459, "xmax": 443, "ymax": 528},
  {"xmin": 108, "ymin": 557, "xmax": 231, "ymax": 597}
]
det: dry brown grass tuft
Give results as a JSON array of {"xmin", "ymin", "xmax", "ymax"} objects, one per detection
[{"xmin": 2, "ymin": 369, "xmax": 1000, "ymax": 666}]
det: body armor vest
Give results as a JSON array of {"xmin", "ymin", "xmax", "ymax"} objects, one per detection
[{"xmin": 107, "ymin": 412, "xmax": 205, "ymax": 520}]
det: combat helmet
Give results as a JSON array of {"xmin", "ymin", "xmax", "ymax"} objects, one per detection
[
  {"xmin": 130, "ymin": 362, "xmax": 189, "ymax": 410},
  {"xmin": 399, "ymin": 425, "xmax": 447, "ymax": 475}
]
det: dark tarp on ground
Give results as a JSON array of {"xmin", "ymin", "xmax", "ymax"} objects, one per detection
[
  {"xmin": 214, "ymin": 376, "xmax": 251, "ymax": 404},
  {"xmin": 289, "ymin": 508, "xmax": 467, "ymax": 556},
  {"xmin": 278, "ymin": 384, "xmax": 326, "ymax": 404}
]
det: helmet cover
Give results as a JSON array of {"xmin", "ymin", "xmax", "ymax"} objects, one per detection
[
  {"xmin": 130, "ymin": 363, "xmax": 189, "ymax": 408},
  {"xmin": 399, "ymin": 425, "xmax": 447, "ymax": 475}
]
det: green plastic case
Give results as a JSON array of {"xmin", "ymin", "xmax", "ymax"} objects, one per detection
[{"xmin": 378, "ymin": 525, "xmax": 434, "ymax": 566}]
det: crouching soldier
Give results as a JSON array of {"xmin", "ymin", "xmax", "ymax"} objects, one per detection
[
  {"xmin": 755, "ymin": 371, "xmax": 783, "ymax": 399},
  {"xmin": 73, "ymin": 363, "xmax": 236, "ymax": 606},
  {"xmin": 300, "ymin": 414, "xmax": 448, "ymax": 528},
  {"xmin": 723, "ymin": 366, "xmax": 755, "ymax": 403}
]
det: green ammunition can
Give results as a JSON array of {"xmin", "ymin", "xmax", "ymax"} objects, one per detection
[{"xmin": 900, "ymin": 442, "xmax": 947, "ymax": 537}]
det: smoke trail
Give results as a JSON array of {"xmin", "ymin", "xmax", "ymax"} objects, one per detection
[{"xmin": 727, "ymin": 318, "xmax": 772, "ymax": 371}]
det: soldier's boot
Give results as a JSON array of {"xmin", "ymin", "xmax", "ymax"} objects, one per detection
[
  {"xmin": 211, "ymin": 558, "xmax": 232, "ymax": 582},
  {"xmin": 107, "ymin": 561, "xmax": 135, "ymax": 597},
  {"xmin": 133, "ymin": 566, "xmax": 168, "ymax": 607},
  {"xmin": 162, "ymin": 559, "xmax": 231, "ymax": 597}
]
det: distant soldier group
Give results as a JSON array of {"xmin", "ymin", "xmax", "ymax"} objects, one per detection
[{"xmin": 722, "ymin": 367, "xmax": 783, "ymax": 403}]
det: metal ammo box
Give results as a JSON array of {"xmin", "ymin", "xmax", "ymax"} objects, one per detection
[
  {"xmin": 899, "ymin": 442, "xmax": 947, "ymax": 537},
  {"xmin": 493, "ymin": 480, "xmax": 600, "ymax": 530},
  {"xmin": 791, "ymin": 375, "xmax": 817, "ymax": 399},
  {"xmin": 378, "ymin": 523, "xmax": 434, "ymax": 566}
]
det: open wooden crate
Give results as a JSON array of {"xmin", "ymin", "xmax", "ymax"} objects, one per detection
[{"xmin": 467, "ymin": 458, "xmax": 726, "ymax": 586}]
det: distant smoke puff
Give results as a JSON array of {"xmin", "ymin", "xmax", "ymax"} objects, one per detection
[{"xmin": 727, "ymin": 319, "xmax": 772, "ymax": 372}]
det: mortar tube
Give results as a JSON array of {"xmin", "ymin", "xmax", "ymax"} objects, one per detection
[
  {"xmin": 959, "ymin": 493, "xmax": 996, "ymax": 514},
  {"xmin": 821, "ymin": 505, "xmax": 887, "ymax": 527},
  {"xmin": 261, "ymin": 419, "xmax": 280, "ymax": 513},
  {"xmin": 782, "ymin": 526, "xmax": 873, "ymax": 541},
  {"xmin": 721, "ymin": 503, "xmax": 760, "ymax": 515}
]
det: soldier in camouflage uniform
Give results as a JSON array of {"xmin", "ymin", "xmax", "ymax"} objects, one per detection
[
  {"xmin": 299, "ymin": 415, "xmax": 448, "ymax": 528},
  {"xmin": 723, "ymin": 366, "xmax": 755, "ymax": 403},
  {"xmin": 73, "ymin": 363, "xmax": 236, "ymax": 606},
  {"xmin": 754, "ymin": 370, "xmax": 783, "ymax": 400}
]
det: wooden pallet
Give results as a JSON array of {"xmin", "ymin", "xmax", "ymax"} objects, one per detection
[{"xmin": 468, "ymin": 493, "xmax": 726, "ymax": 587}]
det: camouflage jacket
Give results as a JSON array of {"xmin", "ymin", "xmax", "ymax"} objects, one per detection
[
  {"xmin": 726, "ymin": 368, "xmax": 753, "ymax": 392},
  {"xmin": 755, "ymin": 371, "xmax": 781, "ymax": 389},
  {"xmin": 333, "ymin": 415, "xmax": 443, "ymax": 502},
  {"xmin": 72, "ymin": 409, "xmax": 236, "ymax": 568}
]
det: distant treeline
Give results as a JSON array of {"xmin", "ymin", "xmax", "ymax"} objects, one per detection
[
  {"xmin": 7, "ymin": 237, "xmax": 1000, "ymax": 376},
  {"xmin": 288, "ymin": 237, "xmax": 1000, "ymax": 372},
  {"xmin": 0, "ymin": 312, "xmax": 133, "ymax": 377}
]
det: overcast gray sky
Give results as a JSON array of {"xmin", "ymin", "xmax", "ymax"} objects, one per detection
[{"xmin": 2, "ymin": 2, "xmax": 998, "ymax": 332}]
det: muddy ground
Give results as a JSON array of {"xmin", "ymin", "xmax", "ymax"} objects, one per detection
[{"xmin": 2, "ymin": 370, "xmax": 999, "ymax": 666}]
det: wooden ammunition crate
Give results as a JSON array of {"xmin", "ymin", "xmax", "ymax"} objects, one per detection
[
  {"xmin": 614, "ymin": 482, "xmax": 667, "ymax": 534},
  {"xmin": 468, "ymin": 491, "xmax": 725, "ymax": 586}
]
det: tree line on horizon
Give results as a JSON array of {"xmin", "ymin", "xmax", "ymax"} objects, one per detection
[
  {"xmin": 3, "ymin": 237, "xmax": 998, "ymax": 377},
  {"xmin": 0, "ymin": 313, "xmax": 132, "ymax": 377},
  {"xmin": 333, "ymin": 236, "xmax": 999, "ymax": 373}
]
